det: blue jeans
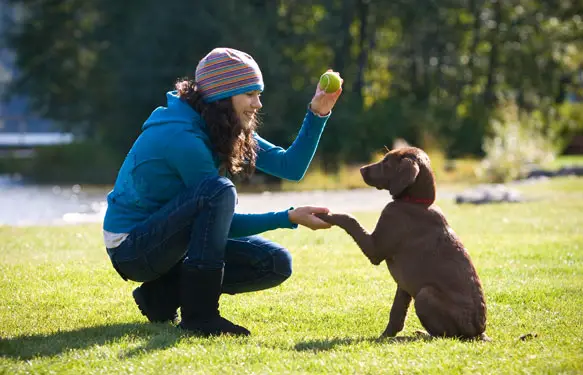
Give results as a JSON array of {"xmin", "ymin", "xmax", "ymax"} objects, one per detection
[{"xmin": 106, "ymin": 176, "xmax": 292, "ymax": 294}]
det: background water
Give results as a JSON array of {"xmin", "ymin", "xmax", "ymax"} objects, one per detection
[
  {"xmin": 0, "ymin": 175, "xmax": 110, "ymax": 226},
  {"xmin": 0, "ymin": 174, "xmax": 428, "ymax": 227}
]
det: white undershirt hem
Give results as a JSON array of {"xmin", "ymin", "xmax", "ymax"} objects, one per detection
[{"xmin": 103, "ymin": 230, "xmax": 129, "ymax": 249}]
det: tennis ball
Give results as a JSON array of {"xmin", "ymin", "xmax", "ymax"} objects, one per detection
[{"xmin": 319, "ymin": 72, "xmax": 341, "ymax": 93}]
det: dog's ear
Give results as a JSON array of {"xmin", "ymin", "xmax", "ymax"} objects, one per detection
[{"xmin": 388, "ymin": 157, "xmax": 419, "ymax": 196}]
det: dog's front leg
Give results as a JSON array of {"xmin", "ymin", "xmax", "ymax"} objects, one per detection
[
  {"xmin": 315, "ymin": 213, "xmax": 383, "ymax": 265},
  {"xmin": 381, "ymin": 287, "xmax": 412, "ymax": 338}
]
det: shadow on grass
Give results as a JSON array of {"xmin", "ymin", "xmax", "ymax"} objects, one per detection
[
  {"xmin": 0, "ymin": 322, "xmax": 182, "ymax": 360},
  {"xmin": 294, "ymin": 335, "xmax": 430, "ymax": 352}
]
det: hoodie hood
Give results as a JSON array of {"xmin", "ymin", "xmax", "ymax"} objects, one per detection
[{"xmin": 141, "ymin": 91, "xmax": 207, "ymax": 135}]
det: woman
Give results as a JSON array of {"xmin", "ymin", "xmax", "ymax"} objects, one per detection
[{"xmin": 103, "ymin": 47, "xmax": 342, "ymax": 336}]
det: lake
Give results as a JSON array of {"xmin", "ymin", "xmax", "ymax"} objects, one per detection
[{"xmin": 0, "ymin": 174, "xmax": 398, "ymax": 227}]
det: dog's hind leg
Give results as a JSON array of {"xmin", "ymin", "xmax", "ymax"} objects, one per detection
[
  {"xmin": 381, "ymin": 287, "xmax": 412, "ymax": 338},
  {"xmin": 414, "ymin": 286, "xmax": 460, "ymax": 338}
]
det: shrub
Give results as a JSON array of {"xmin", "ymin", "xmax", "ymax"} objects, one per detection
[{"xmin": 477, "ymin": 101, "xmax": 560, "ymax": 182}]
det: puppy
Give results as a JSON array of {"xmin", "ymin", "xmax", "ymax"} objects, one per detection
[{"xmin": 316, "ymin": 147, "xmax": 488, "ymax": 340}]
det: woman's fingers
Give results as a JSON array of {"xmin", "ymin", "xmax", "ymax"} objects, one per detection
[
  {"xmin": 305, "ymin": 206, "xmax": 330, "ymax": 214},
  {"xmin": 306, "ymin": 215, "xmax": 332, "ymax": 230},
  {"xmin": 310, "ymin": 71, "xmax": 343, "ymax": 115},
  {"xmin": 288, "ymin": 206, "xmax": 333, "ymax": 230},
  {"xmin": 303, "ymin": 206, "xmax": 332, "ymax": 229}
]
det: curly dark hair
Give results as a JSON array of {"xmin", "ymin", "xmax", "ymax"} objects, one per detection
[{"xmin": 175, "ymin": 79, "xmax": 258, "ymax": 176}]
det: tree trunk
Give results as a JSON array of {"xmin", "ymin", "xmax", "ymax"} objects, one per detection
[
  {"xmin": 465, "ymin": 0, "xmax": 483, "ymax": 92},
  {"xmin": 484, "ymin": 0, "xmax": 502, "ymax": 107},
  {"xmin": 353, "ymin": 0, "xmax": 370, "ymax": 103},
  {"xmin": 333, "ymin": 0, "xmax": 354, "ymax": 76}
]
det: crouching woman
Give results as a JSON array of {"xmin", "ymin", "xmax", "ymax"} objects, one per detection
[{"xmin": 103, "ymin": 48, "xmax": 342, "ymax": 336}]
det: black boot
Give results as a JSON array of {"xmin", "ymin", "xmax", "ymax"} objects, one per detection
[
  {"xmin": 178, "ymin": 266, "xmax": 250, "ymax": 336},
  {"xmin": 133, "ymin": 264, "xmax": 181, "ymax": 323}
]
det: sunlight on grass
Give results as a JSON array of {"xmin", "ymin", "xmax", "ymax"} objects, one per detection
[
  {"xmin": 280, "ymin": 163, "xmax": 369, "ymax": 191},
  {"xmin": 544, "ymin": 154, "xmax": 583, "ymax": 169},
  {"xmin": 276, "ymin": 154, "xmax": 583, "ymax": 192},
  {"xmin": 1, "ymin": 177, "xmax": 582, "ymax": 374},
  {"xmin": 279, "ymin": 149, "xmax": 484, "ymax": 192}
]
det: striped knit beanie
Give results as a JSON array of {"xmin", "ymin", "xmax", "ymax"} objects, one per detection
[{"xmin": 195, "ymin": 48, "xmax": 264, "ymax": 103}]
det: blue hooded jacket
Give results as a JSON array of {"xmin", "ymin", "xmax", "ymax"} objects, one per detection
[{"xmin": 103, "ymin": 91, "xmax": 330, "ymax": 238}]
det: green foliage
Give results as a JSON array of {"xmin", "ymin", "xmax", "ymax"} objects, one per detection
[
  {"xmin": 19, "ymin": 141, "xmax": 123, "ymax": 184},
  {"xmin": 1, "ymin": 178, "xmax": 583, "ymax": 373},
  {"xmin": 0, "ymin": 155, "xmax": 29, "ymax": 175},
  {"xmin": 4, "ymin": 0, "xmax": 583, "ymax": 177},
  {"xmin": 477, "ymin": 101, "xmax": 564, "ymax": 182},
  {"xmin": 557, "ymin": 102, "xmax": 583, "ymax": 148}
]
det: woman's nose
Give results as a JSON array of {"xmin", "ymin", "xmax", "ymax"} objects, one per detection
[{"xmin": 252, "ymin": 97, "xmax": 262, "ymax": 109}]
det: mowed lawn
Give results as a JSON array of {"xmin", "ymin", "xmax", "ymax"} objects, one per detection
[{"xmin": 1, "ymin": 177, "xmax": 582, "ymax": 374}]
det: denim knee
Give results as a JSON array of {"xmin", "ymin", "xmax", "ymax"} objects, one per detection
[
  {"xmin": 199, "ymin": 176, "xmax": 237, "ymax": 208},
  {"xmin": 220, "ymin": 240, "xmax": 293, "ymax": 294},
  {"xmin": 271, "ymin": 246, "xmax": 293, "ymax": 279},
  {"xmin": 257, "ymin": 247, "xmax": 292, "ymax": 291},
  {"xmin": 182, "ymin": 175, "xmax": 237, "ymax": 270}
]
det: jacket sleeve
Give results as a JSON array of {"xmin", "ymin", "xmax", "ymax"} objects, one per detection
[
  {"xmin": 165, "ymin": 132, "xmax": 218, "ymax": 187},
  {"xmin": 255, "ymin": 108, "xmax": 330, "ymax": 181},
  {"xmin": 229, "ymin": 209, "xmax": 298, "ymax": 238}
]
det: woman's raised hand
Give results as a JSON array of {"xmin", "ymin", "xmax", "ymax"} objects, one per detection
[
  {"xmin": 310, "ymin": 70, "xmax": 343, "ymax": 116},
  {"xmin": 288, "ymin": 206, "xmax": 333, "ymax": 230}
]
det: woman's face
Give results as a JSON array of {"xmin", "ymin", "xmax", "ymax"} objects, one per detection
[{"xmin": 231, "ymin": 91, "xmax": 262, "ymax": 129}]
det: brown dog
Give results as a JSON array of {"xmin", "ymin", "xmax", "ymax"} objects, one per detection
[{"xmin": 316, "ymin": 146, "xmax": 488, "ymax": 340}]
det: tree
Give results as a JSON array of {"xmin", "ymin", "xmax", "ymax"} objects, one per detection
[{"xmin": 4, "ymin": 0, "xmax": 583, "ymax": 182}]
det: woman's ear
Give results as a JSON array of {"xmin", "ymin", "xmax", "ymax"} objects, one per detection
[{"xmin": 388, "ymin": 157, "xmax": 419, "ymax": 197}]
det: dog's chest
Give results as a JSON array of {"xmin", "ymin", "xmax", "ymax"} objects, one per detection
[
  {"xmin": 385, "ymin": 259, "xmax": 417, "ymax": 293},
  {"xmin": 381, "ymin": 232, "xmax": 441, "ymax": 288},
  {"xmin": 384, "ymin": 254, "xmax": 412, "ymax": 282}
]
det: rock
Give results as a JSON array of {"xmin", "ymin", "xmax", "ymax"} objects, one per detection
[
  {"xmin": 525, "ymin": 165, "xmax": 583, "ymax": 179},
  {"xmin": 557, "ymin": 166, "xmax": 583, "ymax": 177},
  {"xmin": 526, "ymin": 169, "xmax": 556, "ymax": 178},
  {"xmin": 455, "ymin": 184, "xmax": 523, "ymax": 205}
]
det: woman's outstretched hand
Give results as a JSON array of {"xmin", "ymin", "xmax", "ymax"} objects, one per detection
[
  {"xmin": 288, "ymin": 206, "xmax": 333, "ymax": 230},
  {"xmin": 310, "ymin": 69, "xmax": 343, "ymax": 116}
]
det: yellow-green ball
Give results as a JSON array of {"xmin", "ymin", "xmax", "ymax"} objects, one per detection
[{"xmin": 319, "ymin": 72, "xmax": 341, "ymax": 93}]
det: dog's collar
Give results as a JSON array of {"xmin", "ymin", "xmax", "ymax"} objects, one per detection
[{"xmin": 396, "ymin": 196, "xmax": 434, "ymax": 205}]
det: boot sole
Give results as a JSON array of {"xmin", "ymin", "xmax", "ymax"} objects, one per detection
[
  {"xmin": 178, "ymin": 319, "xmax": 251, "ymax": 336},
  {"xmin": 178, "ymin": 324, "xmax": 251, "ymax": 337}
]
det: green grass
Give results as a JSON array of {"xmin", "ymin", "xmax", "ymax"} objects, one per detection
[
  {"xmin": 545, "ymin": 154, "xmax": 583, "ymax": 169},
  {"xmin": 1, "ymin": 177, "xmax": 583, "ymax": 374}
]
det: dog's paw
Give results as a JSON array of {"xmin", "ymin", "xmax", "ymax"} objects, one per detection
[
  {"xmin": 414, "ymin": 330, "xmax": 431, "ymax": 338},
  {"xmin": 315, "ymin": 212, "xmax": 356, "ymax": 227},
  {"xmin": 380, "ymin": 328, "xmax": 398, "ymax": 338},
  {"xmin": 314, "ymin": 212, "xmax": 333, "ymax": 224}
]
